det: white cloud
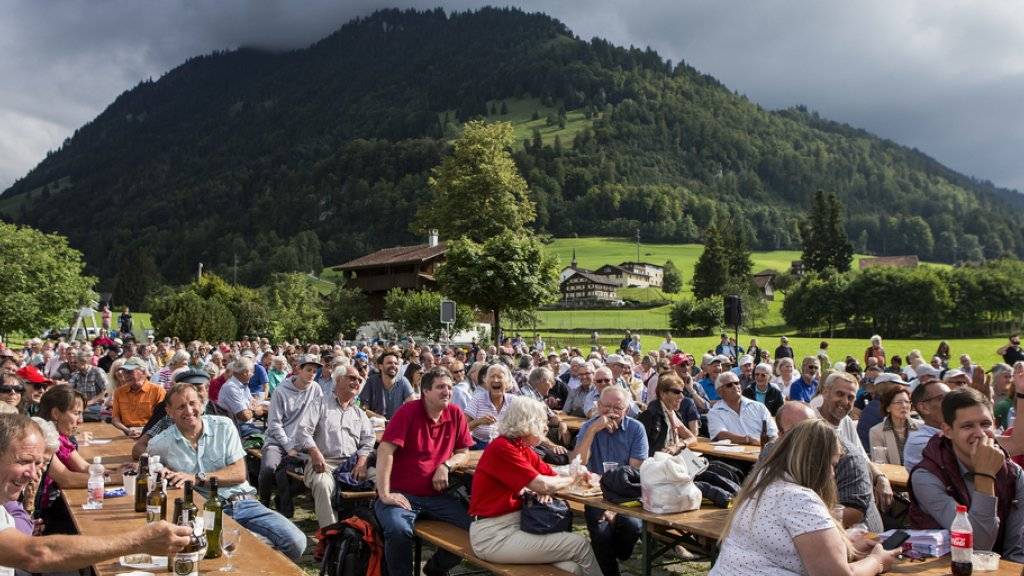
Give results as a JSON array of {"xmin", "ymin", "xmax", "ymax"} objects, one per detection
[{"xmin": 2, "ymin": 0, "xmax": 1024, "ymax": 191}]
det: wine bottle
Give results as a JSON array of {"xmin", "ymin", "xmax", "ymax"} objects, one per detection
[
  {"xmin": 172, "ymin": 498, "xmax": 200, "ymax": 576},
  {"xmin": 203, "ymin": 477, "xmax": 223, "ymax": 559},
  {"xmin": 183, "ymin": 481, "xmax": 207, "ymax": 558},
  {"xmin": 134, "ymin": 454, "xmax": 150, "ymax": 513}
]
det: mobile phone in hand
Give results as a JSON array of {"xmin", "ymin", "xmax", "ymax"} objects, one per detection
[{"xmin": 881, "ymin": 530, "xmax": 910, "ymax": 550}]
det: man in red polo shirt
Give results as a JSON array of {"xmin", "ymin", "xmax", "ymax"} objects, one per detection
[{"xmin": 374, "ymin": 366, "xmax": 473, "ymax": 576}]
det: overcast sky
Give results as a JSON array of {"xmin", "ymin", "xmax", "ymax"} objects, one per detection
[{"xmin": 3, "ymin": 0, "xmax": 1023, "ymax": 193}]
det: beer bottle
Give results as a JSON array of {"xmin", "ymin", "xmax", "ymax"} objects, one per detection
[
  {"xmin": 168, "ymin": 498, "xmax": 183, "ymax": 574},
  {"xmin": 203, "ymin": 477, "xmax": 223, "ymax": 559},
  {"xmin": 134, "ymin": 454, "xmax": 150, "ymax": 513},
  {"xmin": 760, "ymin": 419, "xmax": 769, "ymax": 446},
  {"xmin": 146, "ymin": 471, "xmax": 167, "ymax": 522},
  {"xmin": 172, "ymin": 498, "xmax": 200, "ymax": 576}
]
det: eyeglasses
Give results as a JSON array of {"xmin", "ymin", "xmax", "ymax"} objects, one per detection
[
  {"xmin": 720, "ymin": 381, "xmax": 741, "ymax": 388},
  {"xmin": 452, "ymin": 369, "xmax": 465, "ymax": 374},
  {"xmin": 0, "ymin": 385, "xmax": 24, "ymax": 394},
  {"xmin": 922, "ymin": 393, "xmax": 945, "ymax": 404},
  {"xmin": 594, "ymin": 378, "xmax": 612, "ymax": 383},
  {"xmin": 665, "ymin": 388, "xmax": 685, "ymax": 395},
  {"xmin": 806, "ymin": 366, "xmax": 819, "ymax": 371},
  {"xmin": 890, "ymin": 400, "xmax": 911, "ymax": 406}
]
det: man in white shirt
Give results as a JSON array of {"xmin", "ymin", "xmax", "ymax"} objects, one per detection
[
  {"xmin": 658, "ymin": 332, "xmax": 678, "ymax": 354},
  {"xmin": 707, "ymin": 372, "xmax": 777, "ymax": 445}
]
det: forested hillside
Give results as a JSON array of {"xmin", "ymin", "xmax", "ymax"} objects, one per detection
[{"xmin": 3, "ymin": 7, "xmax": 1022, "ymax": 288}]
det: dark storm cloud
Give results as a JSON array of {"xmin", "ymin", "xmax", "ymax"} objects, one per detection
[{"xmin": 3, "ymin": 1, "xmax": 1023, "ymax": 192}]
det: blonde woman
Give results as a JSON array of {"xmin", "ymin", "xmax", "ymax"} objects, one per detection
[
  {"xmin": 469, "ymin": 396, "xmax": 600, "ymax": 576},
  {"xmin": 772, "ymin": 357, "xmax": 799, "ymax": 399},
  {"xmin": 711, "ymin": 419, "xmax": 899, "ymax": 575}
]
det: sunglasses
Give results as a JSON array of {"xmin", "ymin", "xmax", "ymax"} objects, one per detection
[
  {"xmin": 0, "ymin": 385, "xmax": 24, "ymax": 394},
  {"xmin": 594, "ymin": 378, "xmax": 612, "ymax": 383},
  {"xmin": 665, "ymin": 388, "xmax": 685, "ymax": 395}
]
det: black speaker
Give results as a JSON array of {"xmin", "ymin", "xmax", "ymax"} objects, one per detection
[{"xmin": 725, "ymin": 295, "xmax": 742, "ymax": 327}]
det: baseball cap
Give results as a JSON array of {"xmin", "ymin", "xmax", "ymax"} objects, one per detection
[
  {"xmin": 119, "ymin": 357, "xmax": 149, "ymax": 373},
  {"xmin": 15, "ymin": 365, "xmax": 50, "ymax": 384},
  {"xmin": 298, "ymin": 354, "xmax": 323, "ymax": 368},
  {"xmin": 873, "ymin": 373, "xmax": 907, "ymax": 386},
  {"xmin": 174, "ymin": 369, "xmax": 211, "ymax": 385}
]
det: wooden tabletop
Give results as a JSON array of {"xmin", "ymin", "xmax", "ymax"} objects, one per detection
[
  {"xmin": 556, "ymin": 412, "xmax": 587, "ymax": 432},
  {"xmin": 64, "ymin": 422, "xmax": 305, "ymax": 576},
  {"xmin": 889, "ymin": 555, "xmax": 1024, "ymax": 575},
  {"xmin": 878, "ymin": 462, "xmax": 909, "ymax": 490},
  {"xmin": 689, "ymin": 438, "xmax": 762, "ymax": 463},
  {"xmin": 557, "ymin": 491, "xmax": 729, "ymax": 540}
]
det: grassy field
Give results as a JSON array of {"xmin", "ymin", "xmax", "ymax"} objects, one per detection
[
  {"xmin": 440, "ymin": 97, "xmax": 596, "ymax": 148},
  {"xmin": 524, "ymin": 333, "xmax": 1008, "ymax": 370}
]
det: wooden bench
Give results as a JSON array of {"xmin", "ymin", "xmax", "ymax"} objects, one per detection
[
  {"xmin": 247, "ymin": 446, "xmax": 375, "ymax": 501},
  {"xmin": 414, "ymin": 520, "xmax": 575, "ymax": 576}
]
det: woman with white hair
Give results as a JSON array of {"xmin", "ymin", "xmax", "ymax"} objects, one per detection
[
  {"xmin": 771, "ymin": 357, "xmax": 800, "ymax": 399},
  {"xmin": 864, "ymin": 335, "xmax": 886, "ymax": 369},
  {"xmin": 469, "ymin": 395, "xmax": 600, "ymax": 576},
  {"xmin": 155, "ymin": 350, "xmax": 190, "ymax": 390},
  {"xmin": 466, "ymin": 364, "xmax": 515, "ymax": 449}
]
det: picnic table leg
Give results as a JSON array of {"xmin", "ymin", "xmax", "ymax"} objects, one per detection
[
  {"xmin": 415, "ymin": 533, "xmax": 422, "ymax": 575},
  {"xmin": 642, "ymin": 520, "xmax": 652, "ymax": 576}
]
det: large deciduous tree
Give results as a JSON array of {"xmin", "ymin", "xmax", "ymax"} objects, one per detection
[
  {"xmin": 0, "ymin": 223, "xmax": 96, "ymax": 339},
  {"xmin": 437, "ymin": 230, "xmax": 559, "ymax": 336},
  {"xmin": 416, "ymin": 120, "xmax": 535, "ymax": 243},
  {"xmin": 384, "ymin": 289, "xmax": 474, "ymax": 341}
]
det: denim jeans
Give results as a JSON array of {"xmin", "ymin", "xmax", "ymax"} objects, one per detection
[
  {"xmin": 583, "ymin": 505, "xmax": 643, "ymax": 576},
  {"xmin": 225, "ymin": 498, "xmax": 307, "ymax": 561},
  {"xmin": 374, "ymin": 493, "xmax": 472, "ymax": 576}
]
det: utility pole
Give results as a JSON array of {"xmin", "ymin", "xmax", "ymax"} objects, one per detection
[
  {"xmin": 197, "ymin": 262, "xmax": 203, "ymax": 282},
  {"xmin": 233, "ymin": 253, "xmax": 238, "ymax": 285},
  {"xmin": 635, "ymin": 228, "xmax": 640, "ymax": 262}
]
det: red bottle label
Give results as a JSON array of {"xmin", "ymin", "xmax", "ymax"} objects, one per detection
[{"xmin": 951, "ymin": 531, "xmax": 973, "ymax": 548}]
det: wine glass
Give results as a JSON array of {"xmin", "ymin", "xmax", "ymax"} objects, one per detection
[{"xmin": 220, "ymin": 528, "xmax": 240, "ymax": 572}]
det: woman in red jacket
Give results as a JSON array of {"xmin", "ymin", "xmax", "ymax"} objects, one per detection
[{"xmin": 469, "ymin": 396, "xmax": 600, "ymax": 576}]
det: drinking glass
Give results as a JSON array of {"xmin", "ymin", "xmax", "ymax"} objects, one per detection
[{"xmin": 220, "ymin": 528, "xmax": 240, "ymax": 572}]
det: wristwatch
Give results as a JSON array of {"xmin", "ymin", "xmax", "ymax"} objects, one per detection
[
  {"xmin": 442, "ymin": 462, "xmax": 452, "ymax": 472},
  {"xmin": 196, "ymin": 472, "xmax": 208, "ymax": 488}
]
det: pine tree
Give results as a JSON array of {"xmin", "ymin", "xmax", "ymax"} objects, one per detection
[
  {"xmin": 500, "ymin": 101, "xmax": 508, "ymax": 115},
  {"xmin": 692, "ymin": 224, "xmax": 729, "ymax": 299},
  {"xmin": 800, "ymin": 190, "xmax": 853, "ymax": 273},
  {"xmin": 662, "ymin": 260, "xmax": 682, "ymax": 293}
]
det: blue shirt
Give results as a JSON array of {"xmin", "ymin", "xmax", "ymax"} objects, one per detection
[
  {"xmin": 699, "ymin": 377, "xmax": 721, "ymax": 402},
  {"xmin": 148, "ymin": 415, "xmax": 253, "ymax": 500},
  {"xmin": 856, "ymin": 399, "xmax": 883, "ymax": 452},
  {"xmin": 789, "ymin": 377, "xmax": 818, "ymax": 402},
  {"xmin": 575, "ymin": 416, "xmax": 649, "ymax": 474},
  {"xmin": 247, "ymin": 364, "xmax": 269, "ymax": 396}
]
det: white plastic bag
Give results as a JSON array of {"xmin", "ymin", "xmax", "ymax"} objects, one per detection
[{"xmin": 639, "ymin": 449, "xmax": 706, "ymax": 514}]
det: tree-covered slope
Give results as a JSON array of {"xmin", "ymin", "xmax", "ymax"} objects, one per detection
[{"xmin": 3, "ymin": 7, "xmax": 1021, "ymax": 288}]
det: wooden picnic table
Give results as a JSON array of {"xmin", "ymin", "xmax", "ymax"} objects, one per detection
[
  {"xmin": 66, "ymin": 422, "xmax": 305, "ymax": 576},
  {"xmin": 555, "ymin": 412, "xmax": 587, "ymax": 432},
  {"xmin": 890, "ymin": 555, "xmax": 1024, "ymax": 574},
  {"xmin": 688, "ymin": 437, "xmax": 762, "ymax": 463}
]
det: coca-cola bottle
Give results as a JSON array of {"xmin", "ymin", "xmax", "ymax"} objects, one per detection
[{"xmin": 950, "ymin": 504, "xmax": 973, "ymax": 576}]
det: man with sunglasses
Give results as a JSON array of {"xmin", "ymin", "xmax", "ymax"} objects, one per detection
[
  {"xmin": 904, "ymin": 377, "xmax": 951, "ymax": 471},
  {"xmin": 708, "ymin": 372, "xmax": 777, "ymax": 446}
]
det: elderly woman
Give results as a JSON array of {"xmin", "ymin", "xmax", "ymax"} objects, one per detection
[
  {"xmin": 771, "ymin": 357, "xmax": 799, "ymax": 399},
  {"xmin": 155, "ymin": 350, "xmax": 190, "ymax": 390},
  {"xmin": 267, "ymin": 355, "xmax": 288, "ymax": 396},
  {"xmin": 469, "ymin": 395, "xmax": 600, "ymax": 576},
  {"xmin": 868, "ymin": 385, "xmax": 918, "ymax": 466},
  {"xmin": 864, "ymin": 335, "xmax": 886, "ymax": 369},
  {"xmin": 38, "ymin": 385, "xmax": 103, "ymax": 533},
  {"xmin": 711, "ymin": 419, "xmax": 898, "ymax": 575},
  {"xmin": 637, "ymin": 374, "xmax": 698, "ymax": 455},
  {"xmin": 466, "ymin": 364, "xmax": 515, "ymax": 449},
  {"xmin": 743, "ymin": 362, "xmax": 785, "ymax": 416}
]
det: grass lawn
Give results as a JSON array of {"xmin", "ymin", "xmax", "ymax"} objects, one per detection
[
  {"xmin": 439, "ymin": 97, "xmax": 596, "ymax": 148},
  {"xmin": 525, "ymin": 332, "xmax": 1008, "ymax": 370}
]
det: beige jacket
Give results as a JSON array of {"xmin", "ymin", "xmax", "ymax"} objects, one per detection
[{"xmin": 868, "ymin": 417, "xmax": 919, "ymax": 466}]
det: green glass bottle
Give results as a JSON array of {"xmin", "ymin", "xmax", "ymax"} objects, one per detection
[
  {"xmin": 134, "ymin": 454, "xmax": 149, "ymax": 513},
  {"xmin": 203, "ymin": 477, "xmax": 223, "ymax": 559}
]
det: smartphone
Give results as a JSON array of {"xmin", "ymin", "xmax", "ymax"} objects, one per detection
[{"xmin": 881, "ymin": 530, "xmax": 910, "ymax": 550}]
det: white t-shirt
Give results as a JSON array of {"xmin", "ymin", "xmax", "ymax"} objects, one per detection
[
  {"xmin": 711, "ymin": 480, "xmax": 836, "ymax": 576},
  {"xmin": 0, "ymin": 505, "xmax": 16, "ymax": 576}
]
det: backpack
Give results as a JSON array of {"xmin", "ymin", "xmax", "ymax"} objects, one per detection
[{"xmin": 315, "ymin": 508, "xmax": 385, "ymax": 576}]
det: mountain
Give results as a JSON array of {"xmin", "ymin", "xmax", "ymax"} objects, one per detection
[{"xmin": 3, "ymin": 6, "xmax": 1023, "ymax": 289}]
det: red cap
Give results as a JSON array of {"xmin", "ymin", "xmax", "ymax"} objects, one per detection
[
  {"xmin": 956, "ymin": 504, "xmax": 968, "ymax": 513},
  {"xmin": 16, "ymin": 365, "xmax": 51, "ymax": 384}
]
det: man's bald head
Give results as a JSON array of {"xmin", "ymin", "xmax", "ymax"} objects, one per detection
[{"xmin": 775, "ymin": 401, "xmax": 819, "ymax": 435}]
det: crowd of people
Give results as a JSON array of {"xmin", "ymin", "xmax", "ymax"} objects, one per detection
[{"xmin": 1, "ymin": 327, "xmax": 1024, "ymax": 575}]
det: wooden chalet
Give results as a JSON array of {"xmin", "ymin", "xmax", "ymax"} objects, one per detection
[
  {"xmin": 560, "ymin": 271, "xmax": 619, "ymax": 306},
  {"xmin": 334, "ymin": 231, "xmax": 446, "ymax": 318},
  {"xmin": 752, "ymin": 270, "xmax": 776, "ymax": 300}
]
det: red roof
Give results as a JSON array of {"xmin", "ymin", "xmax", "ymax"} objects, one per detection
[
  {"xmin": 334, "ymin": 242, "xmax": 447, "ymax": 270},
  {"xmin": 859, "ymin": 256, "xmax": 919, "ymax": 270}
]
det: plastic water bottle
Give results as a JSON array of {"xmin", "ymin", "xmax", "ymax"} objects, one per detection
[
  {"xmin": 950, "ymin": 504, "xmax": 973, "ymax": 575},
  {"xmin": 1009, "ymin": 407, "xmax": 1016, "ymax": 430},
  {"xmin": 86, "ymin": 456, "xmax": 105, "ymax": 509}
]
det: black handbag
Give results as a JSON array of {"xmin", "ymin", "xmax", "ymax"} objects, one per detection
[{"xmin": 520, "ymin": 492, "xmax": 572, "ymax": 534}]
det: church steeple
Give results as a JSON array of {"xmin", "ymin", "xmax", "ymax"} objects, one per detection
[{"xmin": 571, "ymin": 248, "xmax": 577, "ymax": 268}]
